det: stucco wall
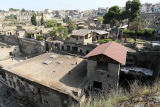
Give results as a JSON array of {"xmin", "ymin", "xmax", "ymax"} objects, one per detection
[
  {"xmin": 11, "ymin": 45, "xmax": 20, "ymax": 55},
  {"xmin": 87, "ymin": 60, "xmax": 120, "ymax": 92},
  {"xmin": 69, "ymin": 34, "xmax": 92, "ymax": 45},
  {"xmin": 17, "ymin": 31, "xmax": 27, "ymax": 38}
]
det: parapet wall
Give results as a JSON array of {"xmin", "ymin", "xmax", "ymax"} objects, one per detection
[
  {"xmin": 19, "ymin": 38, "xmax": 46, "ymax": 55},
  {"xmin": 0, "ymin": 35, "xmax": 19, "ymax": 45},
  {"xmin": 2, "ymin": 69, "xmax": 78, "ymax": 107}
]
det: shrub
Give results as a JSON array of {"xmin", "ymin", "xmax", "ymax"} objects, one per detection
[
  {"xmin": 36, "ymin": 34, "xmax": 44, "ymax": 40},
  {"xmin": 122, "ymin": 29, "xmax": 135, "ymax": 36},
  {"xmin": 98, "ymin": 40, "xmax": 107, "ymax": 43},
  {"xmin": 104, "ymin": 39, "xmax": 112, "ymax": 42},
  {"xmin": 144, "ymin": 28, "xmax": 157, "ymax": 37},
  {"xmin": 45, "ymin": 20, "xmax": 57, "ymax": 28},
  {"xmin": 27, "ymin": 32, "xmax": 33, "ymax": 38},
  {"xmin": 122, "ymin": 28, "xmax": 157, "ymax": 37},
  {"xmin": 137, "ymin": 29, "xmax": 145, "ymax": 36},
  {"xmin": 98, "ymin": 39, "xmax": 112, "ymax": 43},
  {"xmin": 98, "ymin": 39, "xmax": 119, "ymax": 43},
  {"xmin": 114, "ymin": 39, "xmax": 119, "ymax": 43}
]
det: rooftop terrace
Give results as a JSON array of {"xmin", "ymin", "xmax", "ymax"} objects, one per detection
[{"xmin": 3, "ymin": 52, "xmax": 88, "ymax": 100}]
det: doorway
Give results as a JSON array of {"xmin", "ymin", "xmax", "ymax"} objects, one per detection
[{"xmin": 93, "ymin": 81, "xmax": 102, "ymax": 90}]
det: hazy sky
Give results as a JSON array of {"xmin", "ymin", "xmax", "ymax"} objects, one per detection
[{"xmin": 1, "ymin": 0, "xmax": 160, "ymax": 11}]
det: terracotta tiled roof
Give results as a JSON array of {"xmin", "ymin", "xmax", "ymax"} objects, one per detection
[{"xmin": 85, "ymin": 41, "xmax": 127, "ymax": 65}]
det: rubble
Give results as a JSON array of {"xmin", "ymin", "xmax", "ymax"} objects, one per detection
[{"xmin": 121, "ymin": 67, "xmax": 153, "ymax": 76}]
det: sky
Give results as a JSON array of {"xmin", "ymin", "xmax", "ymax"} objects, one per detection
[{"xmin": 0, "ymin": 0, "xmax": 160, "ymax": 11}]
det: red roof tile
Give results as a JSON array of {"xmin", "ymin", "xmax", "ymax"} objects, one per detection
[{"xmin": 85, "ymin": 41, "xmax": 127, "ymax": 65}]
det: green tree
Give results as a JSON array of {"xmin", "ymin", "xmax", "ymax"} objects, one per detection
[
  {"xmin": 122, "ymin": 1, "xmax": 132, "ymax": 21},
  {"xmin": 58, "ymin": 25, "xmax": 68, "ymax": 38},
  {"xmin": 21, "ymin": 8, "xmax": 26, "ymax": 12},
  {"xmin": 41, "ymin": 14, "xmax": 44, "ymax": 25},
  {"xmin": 130, "ymin": 17, "xmax": 144, "ymax": 41},
  {"xmin": 130, "ymin": 0, "xmax": 141, "ymax": 22},
  {"xmin": 5, "ymin": 14, "xmax": 17, "ymax": 21},
  {"xmin": 130, "ymin": 17, "xmax": 144, "ymax": 31},
  {"xmin": 67, "ymin": 18, "xmax": 77, "ymax": 33},
  {"xmin": 97, "ymin": 17, "xmax": 104, "ymax": 23},
  {"xmin": 50, "ymin": 25, "xmax": 68, "ymax": 39},
  {"xmin": 9, "ymin": 14, "xmax": 17, "ymax": 20},
  {"xmin": 123, "ymin": 0, "xmax": 141, "ymax": 27},
  {"xmin": 103, "ymin": 6, "xmax": 122, "ymax": 26},
  {"xmin": 31, "ymin": 14, "xmax": 37, "ymax": 26},
  {"xmin": 36, "ymin": 34, "xmax": 45, "ymax": 40},
  {"xmin": 50, "ymin": 26, "xmax": 58, "ymax": 38},
  {"xmin": 0, "ymin": 10, "xmax": 5, "ymax": 12},
  {"xmin": 9, "ymin": 8, "xmax": 19, "ymax": 11},
  {"xmin": 46, "ymin": 20, "xmax": 57, "ymax": 28}
]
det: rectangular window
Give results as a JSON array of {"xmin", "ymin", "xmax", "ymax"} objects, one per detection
[
  {"xmin": 13, "ymin": 82, "xmax": 16, "ymax": 88},
  {"xmin": 85, "ymin": 35, "xmax": 88, "ymax": 39},
  {"xmin": 93, "ymin": 81, "xmax": 102, "ymax": 90},
  {"xmin": 67, "ymin": 46, "xmax": 70, "ymax": 51},
  {"xmin": 97, "ymin": 61, "xmax": 108, "ymax": 72},
  {"xmin": 44, "ymin": 100, "xmax": 48, "ymax": 103},
  {"xmin": 72, "ymin": 47, "xmax": 78, "ymax": 52},
  {"xmin": 9, "ymin": 80, "xmax": 12, "ymax": 86}
]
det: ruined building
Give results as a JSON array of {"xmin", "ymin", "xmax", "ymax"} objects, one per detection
[
  {"xmin": 85, "ymin": 41, "xmax": 127, "ymax": 92},
  {"xmin": 0, "ymin": 41, "xmax": 127, "ymax": 106},
  {"xmin": 46, "ymin": 29, "xmax": 110, "ymax": 56},
  {"xmin": 2, "ymin": 53, "xmax": 88, "ymax": 106}
]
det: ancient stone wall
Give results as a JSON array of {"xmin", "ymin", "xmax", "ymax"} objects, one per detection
[
  {"xmin": 19, "ymin": 38, "xmax": 46, "ymax": 55},
  {"xmin": 46, "ymin": 41, "xmax": 97, "ymax": 55},
  {"xmin": 141, "ymin": 13, "xmax": 160, "ymax": 30},
  {"xmin": 3, "ymin": 70, "xmax": 78, "ymax": 107},
  {"xmin": 87, "ymin": 60, "xmax": 120, "ymax": 92},
  {"xmin": 0, "ymin": 35, "xmax": 19, "ymax": 45}
]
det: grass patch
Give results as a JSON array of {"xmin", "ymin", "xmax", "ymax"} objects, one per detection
[
  {"xmin": 98, "ymin": 39, "xmax": 119, "ymax": 43},
  {"xmin": 127, "ymin": 38, "xmax": 147, "ymax": 44},
  {"xmin": 136, "ymin": 39, "xmax": 147, "ymax": 44},
  {"xmin": 84, "ymin": 81, "xmax": 160, "ymax": 107},
  {"xmin": 36, "ymin": 34, "xmax": 45, "ymax": 40},
  {"xmin": 127, "ymin": 38, "xmax": 135, "ymax": 43}
]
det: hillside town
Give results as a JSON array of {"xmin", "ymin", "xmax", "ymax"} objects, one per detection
[{"xmin": 0, "ymin": 0, "xmax": 160, "ymax": 107}]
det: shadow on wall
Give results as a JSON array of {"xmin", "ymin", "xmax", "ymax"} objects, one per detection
[{"xmin": 60, "ymin": 60, "xmax": 87, "ymax": 88}]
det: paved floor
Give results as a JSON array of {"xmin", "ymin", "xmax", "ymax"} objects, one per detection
[
  {"xmin": 4, "ymin": 53, "xmax": 87, "ymax": 100},
  {"xmin": 0, "ymin": 56, "xmax": 26, "ymax": 68},
  {"xmin": 0, "ymin": 42, "xmax": 11, "ymax": 61}
]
